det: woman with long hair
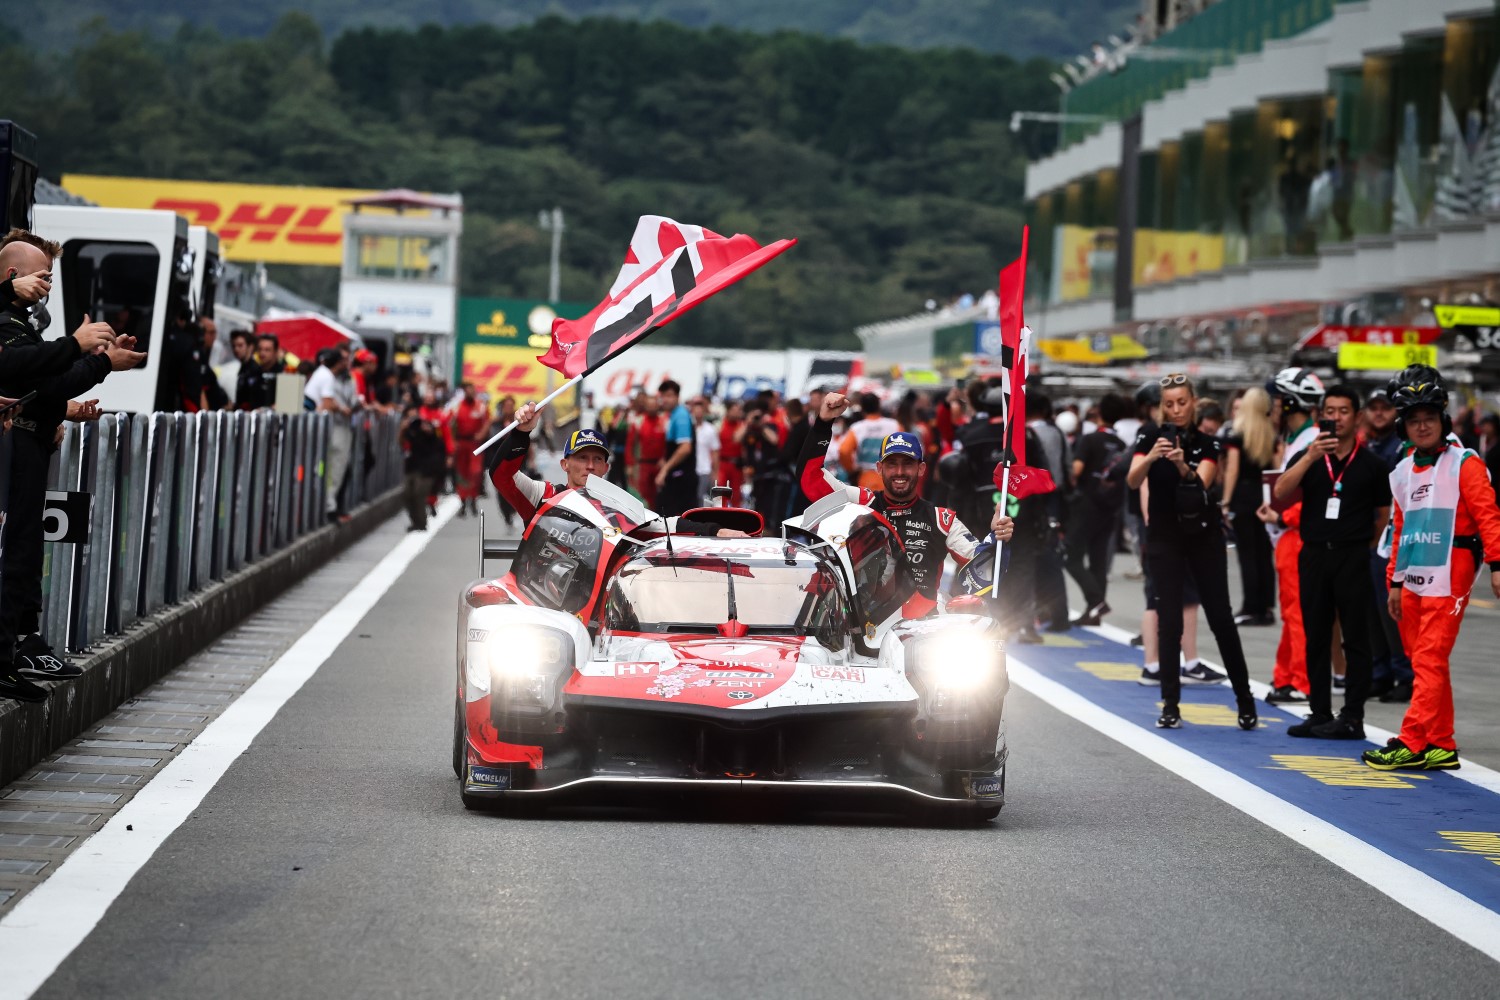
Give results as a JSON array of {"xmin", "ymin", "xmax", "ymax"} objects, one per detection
[
  {"xmin": 1222, "ymin": 386, "xmax": 1278, "ymax": 624},
  {"xmin": 1126, "ymin": 374, "xmax": 1257, "ymax": 730}
]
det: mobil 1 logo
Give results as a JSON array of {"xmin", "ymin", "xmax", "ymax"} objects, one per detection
[{"xmin": 43, "ymin": 491, "xmax": 92, "ymax": 543}]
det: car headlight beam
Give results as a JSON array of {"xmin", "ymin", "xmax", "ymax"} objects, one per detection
[{"xmin": 911, "ymin": 632, "xmax": 1002, "ymax": 693}]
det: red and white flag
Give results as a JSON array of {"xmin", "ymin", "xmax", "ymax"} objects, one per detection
[
  {"xmin": 993, "ymin": 226, "xmax": 1054, "ymax": 501},
  {"xmin": 538, "ymin": 216, "xmax": 796, "ymax": 378}
]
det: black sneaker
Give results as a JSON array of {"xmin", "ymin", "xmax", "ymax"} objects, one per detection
[
  {"xmin": 1237, "ymin": 703, "xmax": 1258, "ymax": 731},
  {"xmin": 1138, "ymin": 665, "xmax": 1162, "ymax": 686},
  {"xmin": 1156, "ymin": 707, "xmax": 1181, "ymax": 729},
  {"xmin": 0, "ymin": 667, "xmax": 47, "ymax": 702},
  {"xmin": 1181, "ymin": 662, "xmax": 1227, "ymax": 685},
  {"xmin": 1287, "ymin": 712, "xmax": 1335, "ymax": 738},
  {"xmin": 1311, "ymin": 715, "xmax": 1365, "ymax": 740},
  {"xmin": 1332, "ymin": 674, "xmax": 1346, "ymax": 691},
  {"xmin": 16, "ymin": 635, "xmax": 82, "ymax": 680},
  {"xmin": 1070, "ymin": 602, "xmax": 1111, "ymax": 628},
  {"xmin": 1233, "ymin": 613, "xmax": 1275, "ymax": 627},
  {"xmin": 1128, "ymin": 633, "xmax": 1144, "ymax": 647},
  {"xmin": 1266, "ymin": 685, "xmax": 1309, "ymax": 705},
  {"xmin": 1379, "ymin": 682, "xmax": 1413, "ymax": 704}
]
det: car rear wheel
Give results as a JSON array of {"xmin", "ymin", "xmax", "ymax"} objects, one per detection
[{"xmin": 451, "ymin": 696, "xmax": 465, "ymax": 778}]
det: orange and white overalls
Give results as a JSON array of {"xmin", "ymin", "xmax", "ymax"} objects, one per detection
[
  {"xmin": 1386, "ymin": 444, "xmax": 1500, "ymax": 753},
  {"xmin": 1270, "ymin": 421, "xmax": 1321, "ymax": 693}
]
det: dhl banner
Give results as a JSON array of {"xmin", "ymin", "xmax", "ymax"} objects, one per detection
[
  {"xmin": 461, "ymin": 344, "xmax": 579, "ymax": 425},
  {"xmin": 60, "ymin": 175, "xmax": 400, "ymax": 266}
]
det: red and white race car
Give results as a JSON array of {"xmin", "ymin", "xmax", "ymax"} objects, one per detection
[{"xmin": 453, "ymin": 477, "xmax": 1009, "ymax": 820}]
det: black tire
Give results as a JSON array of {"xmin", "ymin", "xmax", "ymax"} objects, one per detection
[{"xmin": 452, "ymin": 696, "xmax": 466, "ymax": 779}]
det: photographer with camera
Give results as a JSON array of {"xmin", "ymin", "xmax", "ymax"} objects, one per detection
[
  {"xmin": 1273, "ymin": 386, "xmax": 1389, "ymax": 739},
  {"xmin": 1125, "ymin": 373, "xmax": 1256, "ymax": 731}
]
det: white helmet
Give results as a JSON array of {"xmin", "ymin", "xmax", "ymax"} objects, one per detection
[
  {"xmin": 1267, "ymin": 366, "xmax": 1325, "ymax": 413},
  {"xmin": 1054, "ymin": 411, "xmax": 1080, "ymax": 436}
]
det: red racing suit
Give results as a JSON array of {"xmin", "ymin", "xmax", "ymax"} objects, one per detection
[
  {"xmin": 1386, "ymin": 447, "xmax": 1500, "ymax": 753},
  {"xmin": 450, "ymin": 400, "xmax": 488, "ymax": 503},
  {"xmin": 799, "ymin": 416, "xmax": 980, "ymax": 615}
]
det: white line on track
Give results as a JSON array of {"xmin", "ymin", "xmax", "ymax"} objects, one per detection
[
  {"xmin": 1007, "ymin": 649, "xmax": 1500, "ymax": 963},
  {"xmin": 0, "ymin": 498, "xmax": 460, "ymax": 999}
]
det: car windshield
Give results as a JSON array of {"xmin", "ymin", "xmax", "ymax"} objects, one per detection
[{"xmin": 604, "ymin": 556, "xmax": 846, "ymax": 634}]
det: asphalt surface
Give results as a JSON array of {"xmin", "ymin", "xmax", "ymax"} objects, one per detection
[{"xmin": 21, "ymin": 508, "xmax": 1500, "ymax": 999}]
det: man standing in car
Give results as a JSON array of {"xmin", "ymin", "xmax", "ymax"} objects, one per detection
[{"xmin": 800, "ymin": 391, "xmax": 1014, "ymax": 617}]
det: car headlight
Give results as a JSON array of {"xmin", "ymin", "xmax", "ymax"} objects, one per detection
[
  {"xmin": 480, "ymin": 626, "xmax": 573, "ymax": 716},
  {"xmin": 908, "ymin": 631, "xmax": 1004, "ymax": 694}
]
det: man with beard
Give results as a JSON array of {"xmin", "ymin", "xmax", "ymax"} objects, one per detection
[{"xmin": 799, "ymin": 391, "xmax": 1013, "ymax": 617}]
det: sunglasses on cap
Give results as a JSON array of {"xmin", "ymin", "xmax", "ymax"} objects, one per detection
[{"xmin": 1159, "ymin": 373, "xmax": 1189, "ymax": 387}]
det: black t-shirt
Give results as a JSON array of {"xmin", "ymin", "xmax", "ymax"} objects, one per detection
[
  {"xmin": 1224, "ymin": 433, "xmax": 1269, "ymax": 512},
  {"xmin": 1133, "ymin": 423, "xmax": 1222, "ymax": 548},
  {"xmin": 1075, "ymin": 427, "xmax": 1127, "ymax": 511},
  {"xmin": 1287, "ymin": 443, "xmax": 1392, "ymax": 545}
]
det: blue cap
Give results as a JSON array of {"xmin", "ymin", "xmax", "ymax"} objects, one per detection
[
  {"xmin": 879, "ymin": 431, "xmax": 923, "ymax": 462},
  {"xmin": 564, "ymin": 428, "xmax": 611, "ymax": 458}
]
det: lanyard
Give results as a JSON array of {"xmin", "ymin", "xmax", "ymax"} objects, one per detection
[{"xmin": 1323, "ymin": 440, "xmax": 1359, "ymax": 494}]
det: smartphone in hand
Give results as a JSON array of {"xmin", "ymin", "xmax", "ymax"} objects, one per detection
[{"xmin": 1318, "ymin": 419, "xmax": 1336, "ymax": 436}]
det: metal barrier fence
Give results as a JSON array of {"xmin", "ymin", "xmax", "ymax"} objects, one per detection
[{"xmin": 39, "ymin": 410, "xmax": 403, "ymax": 655}]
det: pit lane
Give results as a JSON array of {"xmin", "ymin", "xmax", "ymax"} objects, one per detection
[{"xmin": 6, "ymin": 509, "xmax": 1499, "ymax": 998}]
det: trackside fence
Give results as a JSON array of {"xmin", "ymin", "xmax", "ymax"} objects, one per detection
[{"xmin": 36, "ymin": 410, "xmax": 402, "ymax": 654}]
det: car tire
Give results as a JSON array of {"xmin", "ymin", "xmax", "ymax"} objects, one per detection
[{"xmin": 452, "ymin": 696, "xmax": 465, "ymax": 779}]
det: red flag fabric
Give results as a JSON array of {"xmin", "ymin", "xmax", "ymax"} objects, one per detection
[
  {"xmin": 994, "ymin": 461, "xmax": 1056, "ymax": 501},
  {"xmin": 538, "ymin": 216, "xmax": 796, "ymax": 378},
  {"xmin": 997, "ymin": 226, "xmax": 1030, "ymax": 465}
]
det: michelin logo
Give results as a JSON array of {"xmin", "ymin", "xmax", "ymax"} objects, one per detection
[
  {"xmin": 969, "ymin": 774, "xmax": 1004, "ymax": 799},
  {"xmin": 467, "ymin": 765, "xmax": 511, "ymax": 790}
]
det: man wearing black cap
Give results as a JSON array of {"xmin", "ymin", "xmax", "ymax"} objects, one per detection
[
  {"xmin": 799, "ymin": 391, "xmax": 1013, "ymax": 616},
  {"xmin": 490, "ymin": 401, "xmax": 745, "ymax": 536}
]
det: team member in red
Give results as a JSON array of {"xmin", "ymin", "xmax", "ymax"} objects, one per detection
[
  {"xmin": 450, "ymin": 382, "xmax": 488, "ymax": 518},
  {"xmin": 417, "ymin": 388, "xmax": 450, "ymax": 514},
  {"xmin": 630, "ymin": 395, "xmax": 666, "ymax": 506},
  {"xmin": 1365, "ymin": 367, "xmax": 1500, "ymax": 771},
  {"xmin": 490, "ymin": 402, "xmax": 746, "ymax": 537},
  {"xmin": 799, "ymin": 392, "xmax": 1013, "ymax": 616}
]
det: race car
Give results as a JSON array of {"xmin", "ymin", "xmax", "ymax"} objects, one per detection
[{"xmin": 453, "ymin": 476, "xmax": 1010, "ymax": 820}]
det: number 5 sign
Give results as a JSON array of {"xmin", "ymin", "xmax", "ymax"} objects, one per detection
[{"xmin": 43, "ymin": 491, "xmax": 91, "ymax": 544}]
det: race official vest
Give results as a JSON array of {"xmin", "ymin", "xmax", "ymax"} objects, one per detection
[{"xmin": 1389, "ymin": 445, "xmax": 1475, "ymax": 597}]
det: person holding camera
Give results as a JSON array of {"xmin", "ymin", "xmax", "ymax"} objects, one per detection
[
  {"xmin": 1125, "ymin": 373, "xmax": 1256, "ymax": 731},
  {"xmin": 1272, "ymin": 385, "xmax": 1389, "ymax": 739}
]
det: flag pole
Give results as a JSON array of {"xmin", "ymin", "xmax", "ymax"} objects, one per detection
[
  {"xmin": 990, "ymin": 335, "xmax": 1020, "ymax": 597},
  {"xmin": 473, "ymin": 373, "xmax": 584, "ymax": 456}
]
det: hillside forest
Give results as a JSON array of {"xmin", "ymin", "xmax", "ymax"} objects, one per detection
[{"xmin": 5, "ymin": 14, "xmax": 1059, "ymax": 349}]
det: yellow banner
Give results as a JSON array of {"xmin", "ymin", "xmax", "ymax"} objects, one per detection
[
  {"xmin": 1434, "ymin": 304, "xmax": 1500, "ymax": 328},
  {"xmin": 60, "ymin": 174, "xmax": 405, "ymax": 266},
  {"xmin": 1337, "ymin": 343, "xmax": 1438, "ymax": 371},
  {"xmin": 1055, "ymin": 224, "xmax": 1107, "ymax": 303},
  {"xmin": 1037, "ymin": 334, "xmax": 1149, "ymax": 365},
  {"xmin": 1134, "ymin": 229, "xmax": 1224, "ymax": 287}
]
